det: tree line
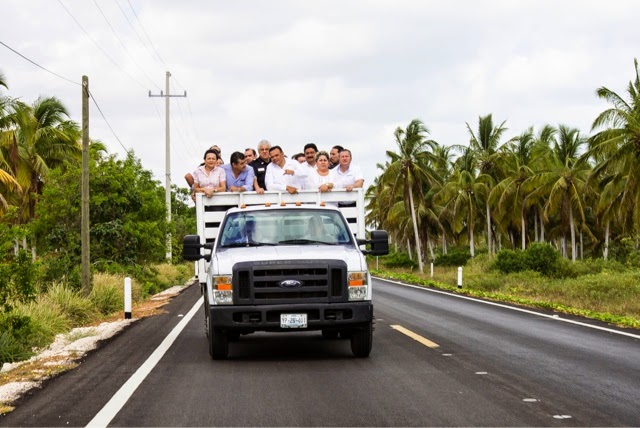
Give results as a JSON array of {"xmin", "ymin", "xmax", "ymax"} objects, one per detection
[
  {"xmin": 3, "ymin": 57, "xmax": 639, "ymax": 281},
  {"xmin": 0, "ymin": 70, "xmax": 194, "ymax": 293},
  {"xmin": 366, "ymin": 59, "xmax": 640, "ymax": 273}
]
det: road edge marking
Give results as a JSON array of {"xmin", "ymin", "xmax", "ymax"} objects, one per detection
[
  {"xmin": 390, "ymin": 324, "xmax": 440, "ymax": 348},
  {"xmin": 86, "ymin": 298, "xmax": 204, "ymax": 428},
  {"xmin": 376, "ymin": 277, "xmax": 640, "ymax": 340}
]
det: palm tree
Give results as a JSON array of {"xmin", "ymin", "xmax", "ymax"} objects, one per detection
[
  {"xmin": 529, "ymin": 125, "xmax": 558, "ymax": 243},
  {"xmin": 430, "ymin": 145, "xmax": 454, "ymax": 254},
  {"xmin": 466, "ymin": 114, "xmax": 508, "ymax": 254},
  {"xmin": 5, "ymin": 96, "xmax": 81, "ymax": 223},
  {"xmin": 366, "ymin": 164, "xmax": 399, "ymax": 236},
  {"xmin": 592, "ymin": 170, "xmax": 623, "ymax": 260},
  {"xmin": 436, "ymin": 147, "xmax": 489, "ymax": 257},
  {"xmin": 490, "ymin": 126, "xmax": 555, "ymax": 250},
  {"xmin": 588, "ymin": 58, "xmax": 640, "ymax": 234},
  {"xmin": 0, "ymin": 72, "xmax": 21, "ymax": 212},
  {"xmin": 490, "ymin": 128, "xmax": 537, "ymax": 250},
  {"xmin": 366, "ymin": 169, "xmax": 409, "ymax": 255},
  {"xmin": 379, "ymin": 119, "xmax": 439, "ymax": 273},
  {"xmin": 527, "ymin": 125, "xmax": 591, "ymax": 261}
]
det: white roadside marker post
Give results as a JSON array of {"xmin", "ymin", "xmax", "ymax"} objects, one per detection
[
  {"xmin": 124, "ymin": 277, "xmax": 132, "ymax": 319},
  {"xmin": 430, "ymin": 262, "xmax": 434, "ymax": 278},
  {"xmin": 457, "ymin": 267, "xmax": 462, "ymax": 289}
]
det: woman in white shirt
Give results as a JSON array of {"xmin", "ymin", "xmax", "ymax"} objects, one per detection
[{"xmin": 304, "ymin": 151, "xmax": 334, "ymax": 192}]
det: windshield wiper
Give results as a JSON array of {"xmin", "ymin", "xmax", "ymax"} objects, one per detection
[{"xmin": 278, "ymin": 239, "xmax": 336, "ymax": 245}]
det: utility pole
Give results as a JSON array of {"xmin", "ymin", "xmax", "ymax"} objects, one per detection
[
  {"xmin": 149, "ymin": 71, "xmax": 186, "ymax": 261},
  {"xmin": 81, "ymin": 75, "xmax": 91, "ymax": 295}
]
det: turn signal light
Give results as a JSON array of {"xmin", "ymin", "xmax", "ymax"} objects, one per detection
[
  {"xmin": 214, "ymin": 276, "xmax": 232, "ymax": 290},
  {"xmin": 348, "ymin": 272, "xmax": 365, "ymax": 287}
]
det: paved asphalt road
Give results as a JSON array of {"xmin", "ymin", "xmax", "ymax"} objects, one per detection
[{"xmin": 2, "ymin": 278, "xmax": 639, "ymax": 427}]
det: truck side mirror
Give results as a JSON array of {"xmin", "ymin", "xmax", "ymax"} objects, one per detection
[
  {"xmin": 183, "ymin": 235, "xmax": 204, "ymax": 261},
  {"xmin": 368, "ymin": 230, "xmax": 389, "ymax": 256},
  {"xmin": 357, "ymin": 230, "xmax": 389, "ymax": 256}
]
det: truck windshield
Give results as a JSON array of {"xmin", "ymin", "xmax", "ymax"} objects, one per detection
[{"xmin": 218, "ymin": 209, "xmax": 354, "ymax": 248}]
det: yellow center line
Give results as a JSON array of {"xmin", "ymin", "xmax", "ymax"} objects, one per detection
[{"xmin": 390, "ymin": 324, "xmax": 440, "ymax": 348}]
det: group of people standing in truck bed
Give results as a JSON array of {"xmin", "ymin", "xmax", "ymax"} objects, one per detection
[{"xmin": 185, "ymin": 140, "xmax": 364, "ymax": 198}]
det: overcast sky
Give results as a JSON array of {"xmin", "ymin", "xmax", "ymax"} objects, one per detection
[{"xmin": 2, "ymin": 0, "xmax": 639, "ymax": 190}]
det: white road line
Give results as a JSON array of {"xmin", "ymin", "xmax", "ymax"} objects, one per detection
[
  {"xmin": 86, "ymin": 298, "xmax": 203, "ymax": 428},
  {"xmin": 375, "ymin": 277, "xmax": 640, "ymax": 340},
  {"xmin": 390, "ymin": 324, "xmax": 440, "ymax": 348}
]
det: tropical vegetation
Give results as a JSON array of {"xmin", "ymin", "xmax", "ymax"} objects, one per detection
[
  {"xmin": 0, "ymin": 71, "xmax": 195, "ymax": 364},
  {"xmin": 369, "ymin": 58, "xmax": 640, "ymax": 268}
]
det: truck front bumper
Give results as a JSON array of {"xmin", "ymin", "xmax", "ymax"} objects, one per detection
[{"xmin": 210, "ymin": 302, "xmax": 373, "ymax": 332}]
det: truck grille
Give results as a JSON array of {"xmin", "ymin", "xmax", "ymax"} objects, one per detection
[{"xmin": 232, "ymin": 260, "xmax": 348, "ymax": 304}]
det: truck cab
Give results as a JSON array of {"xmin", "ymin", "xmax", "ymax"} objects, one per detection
[{"xmin": 183, "ymin": 189, "xmax": 389, "ymax": 359}]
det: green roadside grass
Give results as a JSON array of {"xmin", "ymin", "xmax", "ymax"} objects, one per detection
[
  {"xmin": 0, "ymin": 263, "xmax": 194, "ymax": 366},
  {"xmin": 1, "ymin": 262, "xmax": 193, "ymax": 414},
  {"xmin": 371, "ymin": 256, "xmax": 640, "ymax": 330}
]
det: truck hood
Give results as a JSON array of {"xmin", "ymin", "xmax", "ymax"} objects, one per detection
[{"xmin": 213, "ymin": 245, "xmax": 365, "ymax": 272}]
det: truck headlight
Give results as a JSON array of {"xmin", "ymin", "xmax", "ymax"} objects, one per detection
[
  {"xmin": 348, "ymin": 271, "xmax": 368, "ymax": 301},
  {"xmin": 213, "ymin": 275, "xmax": 233, "ymax": 305}
]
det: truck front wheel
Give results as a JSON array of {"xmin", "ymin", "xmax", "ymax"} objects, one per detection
[
  {"xmin": 207, "ymin": 318, "xmax": 229, "ymax": 360},
  {"xmin": 350, "ymin": 321, "xmax": 373, "ymax": 357}
]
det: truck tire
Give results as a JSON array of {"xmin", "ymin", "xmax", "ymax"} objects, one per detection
[
  {"xmin": 350, "ymin": 321, "xmax": 373, "ymax": 358},
  {"xmin": 207, "ymin": 318, "xmax": 229, "ymax": 359}
]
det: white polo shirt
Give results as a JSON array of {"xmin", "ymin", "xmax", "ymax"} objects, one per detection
[
  {"xmin": 300, "ymin": 162, "xmax": 318, "ymax": 189},
  {"xmin": 330, "ymin": 163, "xmax": 364, "ymax": 189},
  {"xmin": 265, "ymin": 158, "xmax": 308, "ymax": 191}
]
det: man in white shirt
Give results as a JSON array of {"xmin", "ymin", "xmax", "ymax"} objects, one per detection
[
  {"xmin": 265, "ymin": 146, "xmax": 308, "ymax": 194},
  {"xmin": 330, "ymin": 149, "xmax": 364, "ymax": 191},
  {"xmin": 299, "ymin": 143, "xmax": 319, "ymax": 189},
  {"xmin": 302, "ymin": 143, "xmax": 318, "ymax": 168}
]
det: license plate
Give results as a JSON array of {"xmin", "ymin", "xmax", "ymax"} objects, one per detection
[{"xmin": 281, "ymin": 313, "xmax": 307, "ymax": 328}]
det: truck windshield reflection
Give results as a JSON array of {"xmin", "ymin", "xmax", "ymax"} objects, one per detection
[{"xmin": 219, "ymin": 209, "xmax": 353, "ymax": 248}]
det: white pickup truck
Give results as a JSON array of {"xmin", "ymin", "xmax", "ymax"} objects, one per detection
[{"xmin": 182, "ymin": 189, "xmax": 389, "ymax": 359}]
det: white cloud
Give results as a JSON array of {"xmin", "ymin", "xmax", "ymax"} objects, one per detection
[{"xmin": 2, "ymin": 0, "xmax": 640, "ymax": 193}]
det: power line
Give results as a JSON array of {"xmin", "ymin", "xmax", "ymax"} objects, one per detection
[
  {"xmin": 149, "ymin": 96, "xmax": 194, "ymax": 181},
  {"xmin": 125, "ymin": 0, "xmax": 168, "ymax": 69},
  {"xmin": 171, "ymin": 77, "xmax": 200, "ymax": 147},
  {"xmin": 57, "ymin": 0, "xmax": 148, "ymax": 90},
  {"xmin": 91, "ymin": 0, "xmax": 161, "ymax": 91},
  {"xmin": 150, "ymin": 95, "xmax": 165, "ymax": 125},
  {"xmin": 0, "ymin": 40, "xmax": 80, "ymax": 86},
  {"xmin": 87, "ymin": 89, "xmax": 129, "ymax": 153},
  {"xmin": 169, "ymin": 81, "xmax": 201, "ymax": 159},
  {"xmin": 1, "ymin": 39, "xmax": 128, "ymax": 155},
  {"xmin": 185, "ymin": 98, "xmax": 200, "ymax": 146},
  {"xmin": 171, "ymin": 81, "xmax": 193, "ymax": 141},
  {"xmin": 114, "ymin": 0, "xmax": 165, "ymax": 69}
]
